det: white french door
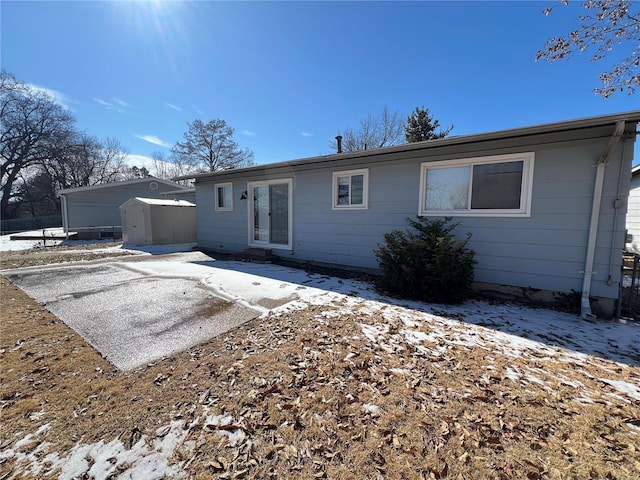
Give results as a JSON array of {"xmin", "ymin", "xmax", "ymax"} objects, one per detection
[{"xmin": 248, "ymin": 179, "xmax": 292, "ymax": 249}]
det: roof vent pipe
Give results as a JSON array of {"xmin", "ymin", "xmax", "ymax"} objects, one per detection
[{"xmin": 335, "ymin": 135, "xmax": 343, "ymax": 153}]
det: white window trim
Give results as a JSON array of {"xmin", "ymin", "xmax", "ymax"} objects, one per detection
[
  {"xmin": 215, "ymin": 182, "xmax": 233, "ymax": 211},
  {"xmin": 247, "ymin": 178, "xmax": 293, "ymax": 250},
  {"xmin": 332, "ymin": 168, "xmax": 369, "ymax": 210},
  {"xmin": 418, "ymin": 152, "xmax": 535, "ymax": 217}
]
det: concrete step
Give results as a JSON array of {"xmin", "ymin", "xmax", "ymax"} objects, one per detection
[{"xmin": 234, "ymin": 248, "xmax": 277, "ymax": 263}]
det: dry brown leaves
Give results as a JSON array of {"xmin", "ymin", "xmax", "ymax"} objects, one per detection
[
  {"xmin": 174, "ymin": 303, "xmax": 640, "ymax": 480},
  {"xmin": 1, "ymin": 253, "xmax": 639, "ymax": 479}
]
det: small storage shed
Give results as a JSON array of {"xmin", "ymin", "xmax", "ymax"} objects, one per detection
[{"xmin": 120, "ymin": 197, "xmax": 196, "ymax": 246}]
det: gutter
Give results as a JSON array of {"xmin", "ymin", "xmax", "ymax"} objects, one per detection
[
  {"xmin": 580, "ymin": 120, "xmax": 626, "ymax": 319},
  {"xmin": 173, "ymin": 110, "xmax": 640, "ymax": 182}
]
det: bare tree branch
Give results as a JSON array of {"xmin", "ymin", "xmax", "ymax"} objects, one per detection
[
  {"xmin": 1, "ymin": 70, "xmax": 76, "ymax": 218},
  {"xmin": 537, "ymin": 0, "xmax": 639, "ymax": 97},
  {"xmin": 332, "ymin": 106, "xmax": 405, "ymax": 153}
]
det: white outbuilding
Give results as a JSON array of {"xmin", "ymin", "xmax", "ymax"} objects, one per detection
[{"xmin": 120, "ymin": 197, "xmax": 196, "ymax": 246}]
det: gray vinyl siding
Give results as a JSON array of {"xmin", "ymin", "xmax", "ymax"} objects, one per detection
[
  {"xmin": 196, "ymin": 183, "xmax": 248, "ymax": 252},
  {"xmin": 626, "ymin": 173, "xmax": 640, "ymax": 253},
  {"xmin": 195, "ymin": 123, "xmax": 635, "ymax": 302},
  {"xmin": 457, "ymin": 141, "xmax": 628, "ymax": 300},
  {"xmin": 64, "ymin": 181, "xmax": 179, "ymax": 229}
]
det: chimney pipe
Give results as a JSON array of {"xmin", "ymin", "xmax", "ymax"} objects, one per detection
[{"xmin": 335, "ymin": 135, "xmax": 343, "ymax": 153}]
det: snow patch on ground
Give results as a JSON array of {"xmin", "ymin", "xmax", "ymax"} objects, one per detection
[
  {"xmin": 0, "ymin": 232, "xmax": 62, "ymax": 251},
  {"xmin": 362, "ymin": 404, "xmax": 381, "ymax": 416},
  {"xmin": 1, "ymin": 420, "xmax": 192, "ymax": 480},
  {"xmin": 2, "ymin": 241, "xmax": 639, "ymax": 477},
  {"xmin": 203, "ymin": 414, "xmax": 247, "ymax": 447},
  {"xmin": 600, "ymin": 378, "xmax": 640, "ymax": 401}
]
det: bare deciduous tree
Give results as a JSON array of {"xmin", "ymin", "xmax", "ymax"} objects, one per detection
[
  {"xmin": 2, "ymin": 70, "xmax": 138, "ymax": 218},
  {"xmin": 42, "ymin": 135, "xmax": 129, "ymax": 190},
  {"xmin": 171, "ymin": 119, "xmax": 254, "ymax": 172},
  {"xmin": 123, "ymin": 165, "xmax": 150, "ymax": 180},
  {"xmin": 332, "ymin": 106, "xmax": 405, "ymax": 153},
  {"xmin": 147, "ymin": 150, "xmax": 194, "ymax": 186},
  {"xmin": 1, "ymin": 70, "xmax": 75, "ymax": 219},
  {"xmin": 537, "ymin": 0, "xmax": 639, "ymax": 98}
]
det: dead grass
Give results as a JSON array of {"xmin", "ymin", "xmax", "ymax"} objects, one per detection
[
  {"xmin": 0, "ymin": 242, "xmax": 134, "ymax": 270},
  {"xmin": 1, "ymin": 248, "xmax": 640, "ymax": 479}
]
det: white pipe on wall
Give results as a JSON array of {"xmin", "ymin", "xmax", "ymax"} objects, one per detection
[
  {"xmin": 60, "ymin": 194, "xmax": 69, "ymax": 240},
  {"xmin": 581, "ymin": 121, "xmax": 626, "ymax": 319}
]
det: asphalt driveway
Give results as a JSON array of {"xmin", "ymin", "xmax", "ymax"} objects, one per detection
[{"xmin": 2, "ymin": 251, "xmax": 313, "ymax": 370}]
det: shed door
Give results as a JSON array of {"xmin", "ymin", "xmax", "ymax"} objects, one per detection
[
  {"xmin": 128, "ymin": 205, "xmax": 147, "ymax": 245},
  {"xmin": 248, "ymin": 179, "xmax": 292, "ymax": 249}
]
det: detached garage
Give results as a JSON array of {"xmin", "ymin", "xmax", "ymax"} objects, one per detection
[
  {"xmin": 58, "ymin": 177, "xmax": 191, "ymax": 239},
  {"xmin": 120, "ymin": 197, "xmax": 196, "ymax": 246}
]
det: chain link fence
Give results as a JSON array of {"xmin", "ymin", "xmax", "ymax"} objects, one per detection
[
  {"xmin": 1, "ymin": 215, "xmax": 62, "ymax": 235},
  {"xmin": 620, "ymin": 253, "xmax": 640, "ymax": 320}
]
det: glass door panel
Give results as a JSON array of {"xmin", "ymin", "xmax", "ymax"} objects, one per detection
[
  {"xmin": 249, "ymin": 180, "xmax": 291, "ymax": 247},
  {"xmin": 269, "ymin": 183, "xmax": 289, "ymax": 245},
  {"xmin": 253, "ymin": 185, "xmax": 269, "ymax": 242}
]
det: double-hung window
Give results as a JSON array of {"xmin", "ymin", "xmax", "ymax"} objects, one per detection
[
  {"xmin": 332, "ymin": 169, "xmax": 368, "ymax": 210},
  {"xmin": 215, "ymin": 183, "xmax": 233, "ymax": 211},
  {"xmin": 419, "ymin": 152, "xmax": 534, "ymax": 217}
]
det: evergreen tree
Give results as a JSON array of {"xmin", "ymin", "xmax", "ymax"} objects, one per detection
[{"xmin": 404, "ymin": 107, "xmax": 453, "ymax": 143}]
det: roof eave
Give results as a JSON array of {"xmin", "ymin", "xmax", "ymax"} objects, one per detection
[
  {"xmin": 57, "ymin": 177, "xmax": 188, "ymax": 196},
  {"xmin": 173, "ymin": 110, "xmax": 640, "ymax": 182}
]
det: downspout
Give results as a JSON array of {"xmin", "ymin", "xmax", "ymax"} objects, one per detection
[
  {"xmin": 581, "ymin": 120, "xmax": 625, "ymax": 319},
  {"xmin": 60, "ymin": 194, "xmax": 70, "ymax": 240}
]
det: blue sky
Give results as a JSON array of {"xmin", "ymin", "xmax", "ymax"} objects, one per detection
[{"xmin": 2, "ymin": 1, "xmax": 638, "ymax": 170}]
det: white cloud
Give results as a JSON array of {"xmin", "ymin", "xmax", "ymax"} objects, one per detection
[
  {"xmin": 29, "ymin": 84, "xmax": 70, "ymax": 108},
  {"xmin": 112, "ymin": 97, "xmax": 130, "ymax": 108},
  {"xmin": 125, "ymin": 154, "xmax": 158, "ymax": 170},
  {"xmin": 192, "ymin": 105, "xmax": 204, "ymax": 115},
  {"xmin": 94, "ymin": 97, "xmax": 112, "ymax": 107},
  {"xmin": 301, "ymin": 132, "xmax": 313, "ymax": 137},
  {"xmin": 165, "ymin": 102, "xmax": 183, "ymax": 112},
  {"xmin": 94, "ymin": 97, "xmax": 129, "ymax": 113},
  {"xmin": 135, "ymin": 134, "xmax": 172, "ymax": 148},
  {"xmin": 242, "ymin": 130, "xmax": 256, "ymax": 136}
]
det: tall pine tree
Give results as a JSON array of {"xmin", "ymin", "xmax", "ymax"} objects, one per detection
[{"xmin": 404, "ymin": 107, "xmax": 453, "ymax": 143}]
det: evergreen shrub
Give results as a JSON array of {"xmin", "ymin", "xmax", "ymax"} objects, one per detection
[{"xmin": 374, "ymin": 217, "xmax": 475, "ymax": 304}]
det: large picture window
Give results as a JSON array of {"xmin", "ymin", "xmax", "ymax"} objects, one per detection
[
  {"xmin": 332, "ymin": 169, "xmax": 369, "ymax": 210},
  {"xmin": 215, "ymin": 183, "xmax": 233, "ymax": 211},
  {"xmin": 419, "ymin": 153, "xmax": 534, "ymax": 217}
]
